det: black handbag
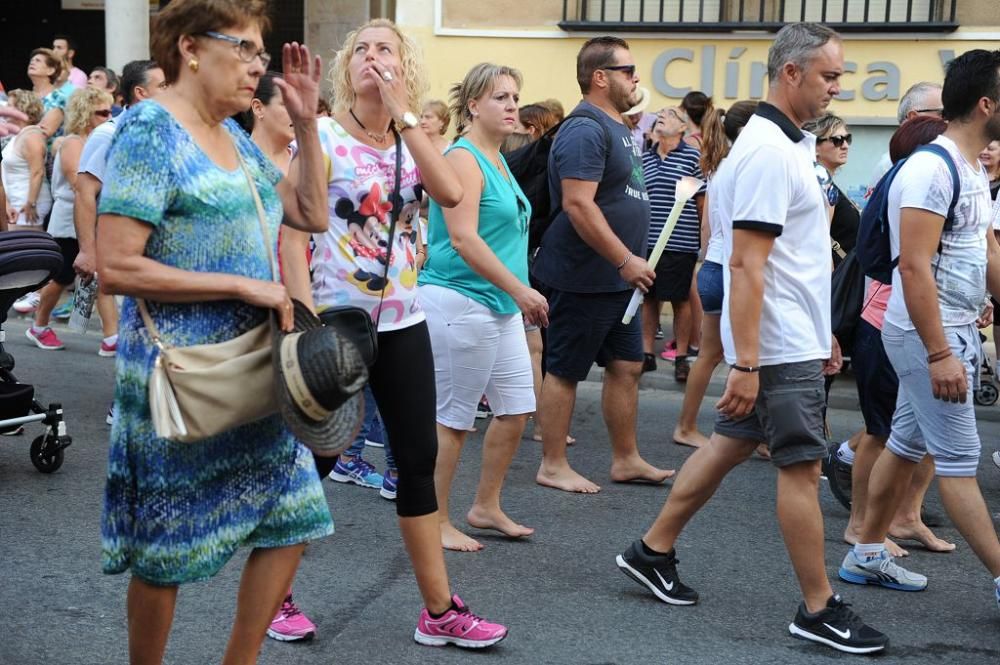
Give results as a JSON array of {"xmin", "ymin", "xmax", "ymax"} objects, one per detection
[
  {"xmin": 318, "ymin": 130, "xmax": 402, "ymax": 368},
  {"xmin": 830, "ymin": 247, "xmax": 865, "ymax": 357}
]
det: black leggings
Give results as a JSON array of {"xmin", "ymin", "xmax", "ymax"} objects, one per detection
[{"xmin": 315, "ymin": 321, "xmax": 439, "ymax": 518}]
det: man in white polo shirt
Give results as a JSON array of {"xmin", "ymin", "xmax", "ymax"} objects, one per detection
[{"xmin": 615, "ymin": 23, "xmax": 888, "ymax": 655}]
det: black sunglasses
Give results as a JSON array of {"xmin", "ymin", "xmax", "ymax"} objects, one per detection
[
  {"xmin": 819, "ymin": 133, "xmax": 852, "ymax": 147},
  {"xmin": 603, "ymin": 65, "xmax": 636, "ymax": 77},
  {"xmin": 93, "ymin": 109, "xmax": 111, "ymax": 118}
]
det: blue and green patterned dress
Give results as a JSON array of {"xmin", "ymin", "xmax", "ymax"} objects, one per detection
[{"xmin": 98, "ymin": 100, "xmax": 334, "ymax": 586}]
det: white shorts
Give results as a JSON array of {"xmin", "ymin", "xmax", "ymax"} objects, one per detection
[{"xmin": 420, "ymin": 284, "xmax": 535, "ymax": 431}]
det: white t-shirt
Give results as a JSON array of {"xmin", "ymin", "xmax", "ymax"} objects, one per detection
[
  {"xmin": 704, "ymin": 175, "xmax": 724, "ymax": 265},
  {"xmin": 716, "ymin": 104, "xmax": 832, "ymax": 366},
  {"xmin": 884, "ymin": 135, "xmax": 992, "ymax": 331}
]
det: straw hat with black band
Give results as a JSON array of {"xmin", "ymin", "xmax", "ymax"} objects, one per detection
[{"xmin": 272, "ymin": 300, "xmax": 368, "ymax": 456}]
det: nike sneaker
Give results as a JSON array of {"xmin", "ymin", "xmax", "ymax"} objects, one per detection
[
  {"xmin": 615, "ymin": 539, "xmax": 698, "ymax": 605},
  {"xmin": 789, "ymin": 594, "xmax": 888, "ymax": 654}
]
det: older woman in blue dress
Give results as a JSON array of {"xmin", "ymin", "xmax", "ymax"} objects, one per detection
[{"xmin": 95, "ymin": 1, "xmax": 330, "ymax": 663}]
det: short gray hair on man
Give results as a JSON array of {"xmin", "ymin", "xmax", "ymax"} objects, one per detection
[
  {"xmin": 767, "ymin": 22, "xmax": 842, "ymax": 84},
  {"xmin": 896, "ymin": 82, "xmax": 943, "ymax": 124}
]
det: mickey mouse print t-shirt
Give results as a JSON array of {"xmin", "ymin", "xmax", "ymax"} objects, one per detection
[{"xmin": 312, "ymin": 117, "xmax": 425, "ymax": 332}]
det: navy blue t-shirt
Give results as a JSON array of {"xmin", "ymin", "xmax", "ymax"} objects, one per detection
[{"xmin": 531, "ymin": 101, "xmax": 651, "ymax": 293}]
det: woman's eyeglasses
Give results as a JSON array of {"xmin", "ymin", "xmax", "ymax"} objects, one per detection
[
  {"xmin": 93, "ymin": 109, "xmax": 112, "ymax": 118},
  {"xmin": 200, "ymin": 31, "xmax": 272, "ymax": 68},
  {"xmin": 819, "ymin": 134, "xmax": 852, "ymax": 147}
]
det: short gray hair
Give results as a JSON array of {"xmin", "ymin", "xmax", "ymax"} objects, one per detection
[
  {"xmin": 767, "ymin": 23, "xmax": 842, "ymax": 83},
  {"xmin": 897, "ymin": 82, "xmax": 942, "ymax": 124}
]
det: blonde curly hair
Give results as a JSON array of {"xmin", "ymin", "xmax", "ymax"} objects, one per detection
[
  {"xmin": 63, "ymin": 87, "xmax": 114, "ymax": 136},
  {"xmin": 6, "ymin": 89, "xmax": 44, "ymax": 125},
  {"xmin": 329, "ymin": 19, "xmax": 427, "ymax": 120}
]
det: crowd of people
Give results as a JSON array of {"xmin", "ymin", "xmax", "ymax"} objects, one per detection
[{"xmin": 3, "ymin": 0, "xmax": 1000, "ymax": 662}]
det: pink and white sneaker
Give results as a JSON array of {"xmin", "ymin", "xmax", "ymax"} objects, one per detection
[
  {"xmin": 414, "ymin": 595, "xmax": 507, "ymax": 649},
  {"xmin": 266, "ymin": 594, "xmax": 316, "ymax": 642},
  {"xmin": 25, "ymin": 327, "xmax": 65, "ymax": 350},
  {"xmin": 98, "ymin": 339, "xmax": 117, "ymax": 357}
]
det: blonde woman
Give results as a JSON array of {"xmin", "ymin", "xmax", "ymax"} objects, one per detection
[
  {"xmin": 1, "ymin": 90, "xmax": 52, "ymax": 230},
  {"xmin": 280, "ymin": 19, "xmax": 508, "ymax": 648},
  {"xmin": 419, "ymin": 63, "xmax": 545, "ymax": 553},
  {"xmin": 27, "ymin": 87, "xmax": 114, "ymax": 352}
]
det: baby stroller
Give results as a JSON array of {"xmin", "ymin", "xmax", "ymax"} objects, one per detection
[
  {"xmin": 975, "ymin": 332, "xmax": 999, "ymax": 406},
  {"xmin": 0, "ymin": 229, "xmax": 73, "ymax": 472}
]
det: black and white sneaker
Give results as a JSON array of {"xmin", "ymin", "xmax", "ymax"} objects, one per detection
[
  {"xmin": 616, "ymin": 540, "xmax": 698, "ymax": 606},
  {"xmin": 789, "ymin": 594, "xmax": 888, "ymax": 654}
]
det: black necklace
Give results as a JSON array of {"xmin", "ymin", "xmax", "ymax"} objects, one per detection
[{"xmin": 350, "ymin": 108, "xmax": 392, "ymax": 143}]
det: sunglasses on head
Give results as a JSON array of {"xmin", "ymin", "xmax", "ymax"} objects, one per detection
[
  {"xmin": 94, "ymin": 109, "xmax": 111, "ymax": 118},
  {"xmin": 603, "ymin": 64, "xmax": 636, "ymax": 77},
  {"xmin": 819, "ymin": 133, "xmax": 852, "ymax": 147}
]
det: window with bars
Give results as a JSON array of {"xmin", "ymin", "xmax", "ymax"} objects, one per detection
[{"xmin": 561, "ymin": 0, "xmax": 958, "ymax": 31}]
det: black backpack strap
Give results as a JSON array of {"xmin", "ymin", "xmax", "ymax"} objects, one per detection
[{"xmin": 374, "ymin": 129, "xmax": 403, "ymax": 329}]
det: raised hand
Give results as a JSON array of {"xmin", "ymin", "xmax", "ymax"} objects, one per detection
[{"xmin": 273, "ymin": 42, "xmax": 322, "ymax": 125}]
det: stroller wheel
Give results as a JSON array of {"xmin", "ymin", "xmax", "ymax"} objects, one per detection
[
  {"xmin": 30, "ymin": 434, "xmax": 64, "ymax": 473},
  {"xmin": 975, "ymin": 383, "xmax": 999, "ymax": 406}
]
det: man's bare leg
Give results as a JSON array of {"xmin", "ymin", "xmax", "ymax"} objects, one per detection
[
  {"xmin": 937, "ymin": 476, "xmax": 1000, "ymax": 577},
  {"xmin": 888, "ymin": 456, "xmax": 954, "ymax": 552},
  {"xmin": 844, "ymin": 431, "xmax": 909, "ymax": 557},
  {"xmin": 859, "ymin": 449, "xmax": 919, "ymax": 545},
  {"xmin": 776, "ymin": 460, "xmax": 836, "ymax": 613},
  {"xmin": 604, "ymin": 359, "xmax": 674, "ymax": 483},
  {"xmin": 641, "ymin": 297, "xmax": 662, "ymax": 355},
  {"xmin": 536, "ymin": 373, "xmax": 599, "ymax": 493},
  {"xmin": 643, "ymin": 434, "xmax": 756, "ymax": 551}
]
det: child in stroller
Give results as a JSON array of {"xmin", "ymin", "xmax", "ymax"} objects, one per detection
[{"xmin": 0, "ymin": 229, "xmax": 73, "ymax": 472}]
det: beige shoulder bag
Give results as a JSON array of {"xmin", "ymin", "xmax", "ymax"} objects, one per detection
[{"xmin": 141, "ymin": 140, "xmax": 278, "ymax": 442}]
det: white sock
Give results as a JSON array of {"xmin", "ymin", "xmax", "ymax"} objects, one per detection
[
  {"xmin": 103, "ymin": 334, "xmax": 118, "ymax": 346},
  {"xmin": 837, "ymin": 440, "xmax": 855, "ymax": 465},
  {"xmin": 853, "ymin": 542, "xmax": 885, "ymax": 561},
  {"xmin": 31, "ymin": 325, "xmax": 48, "ymax": 334}
]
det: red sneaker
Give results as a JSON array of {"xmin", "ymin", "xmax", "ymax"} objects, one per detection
[
  {"xmin": 98, "ymin": 340, "xmax": 117, "ymax": 357},
  {"xmin": 25, "ymin": 327, "xmax": 65, "ymax": 350}
]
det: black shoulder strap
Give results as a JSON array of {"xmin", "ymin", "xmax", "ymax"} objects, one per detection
[{"xmin": 374, "ymin": 129, "xmax": 403, "ymax": 328}]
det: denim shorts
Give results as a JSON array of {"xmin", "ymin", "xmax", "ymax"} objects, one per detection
[
  {"xmin": 696, "ymin": 260, "xmax": 724, "ymax": 315},
  {"xmin": 544, "ymin": 288, "xmax": 643, "ymax": 382},
  {"xmin": 713, "ymin": 360, "xmax": 828, "ymax": 467},
  {"xmin": 882, "ymin": 322, "xmax": 982, "ymax": 477}
]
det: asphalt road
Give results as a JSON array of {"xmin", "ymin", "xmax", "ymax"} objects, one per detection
[{"xmin": 1, "ymin": 317, "xmax": 999, "ymax": 665}]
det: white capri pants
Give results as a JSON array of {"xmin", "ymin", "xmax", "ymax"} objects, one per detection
[{"xmin": 420, "ymin": 283, "xmax": 535, "ymax": 431}]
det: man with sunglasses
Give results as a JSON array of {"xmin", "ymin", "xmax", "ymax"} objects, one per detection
[
  {"xmin": 616, "ymin": 23, "xmax": 889, "ymax": 655},
  {"xmin": 531, "ymin": 36, "xmax": 672, "ymax": 494}
]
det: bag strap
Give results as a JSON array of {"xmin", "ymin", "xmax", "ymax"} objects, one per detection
[
  {"xmin": 372, "ymin": 128, "xmax": 402, "ymax": 329},
  {"xmin": 138, "ymin": 132, "xmax": 278, "ymax": 349}
]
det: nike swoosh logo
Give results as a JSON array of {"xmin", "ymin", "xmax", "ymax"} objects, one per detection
[
  {"xmin": 823, "ymin": 623, "xmax": 851, "ymax": 640},
  {"xmin": 654, "ymin": 569, "xmax": 674, "ymax": 592}
]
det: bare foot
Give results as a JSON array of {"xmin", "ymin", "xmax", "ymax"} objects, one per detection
[
  {"xmin": 466, "ymin": 505, "xmax": 534, "ymax": 538},
  {"xmin": 843, "ymin": 527, "xmax": 909, "ymax": 557},
  {"xmin": 672, "ymin": 426, "xmax": 709, "ymax": 449},
  {"xmin": 531, "ymin": 433, "xmax": 577, "ymax": 446},
  {"xmin": 440, "ymin": 522, "xmax": 484, "ymax": 552},
  {"xmin": 754, "ymin": 443, "xmax": 771, "ymax": 460},
  {"xmin": 536, "ymin": 464, "xmax": 601, "ymax": 493},
  {"xmin": 610, "ymin": 458, "xmax": 675, "ymax": 484},
  {"xmin": 889, "ymin": 522, "xmax": 956, "ymax": 553}
]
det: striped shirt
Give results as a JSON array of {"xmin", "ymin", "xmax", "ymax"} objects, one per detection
[{"xmin": 642, "ymin": 142, "xmax": 705, "ymax": 254}]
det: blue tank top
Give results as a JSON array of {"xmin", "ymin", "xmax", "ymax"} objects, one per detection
[{"xmin": 419, "ymin": 137, "xmax": 532, "ymax": 314}]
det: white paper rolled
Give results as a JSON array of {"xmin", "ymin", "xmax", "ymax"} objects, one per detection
[{"xmin": 622, "ymin": 175, "xmax": 705, "ymax": 325}]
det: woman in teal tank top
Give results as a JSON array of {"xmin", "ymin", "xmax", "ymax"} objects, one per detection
[{"xmin": 418, "ymin": 63, "xmax": 548, "ymax": 552}]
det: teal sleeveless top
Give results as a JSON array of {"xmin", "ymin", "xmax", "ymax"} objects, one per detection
[{"xmin": 419, "ymin": 137, "xmax": 532, "ymax": 314}]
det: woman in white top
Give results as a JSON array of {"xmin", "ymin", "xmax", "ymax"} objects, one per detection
[
  {"xmin": 1, "ymin": 90, "xmax": 52, "ymax": 229},
  {"xmin": 672, "ymin": 101, "xmax": 758, "ymax": 449},
  {"xmin": 26, "ymin": 87, "xmax": 113, "ymax": 352}
]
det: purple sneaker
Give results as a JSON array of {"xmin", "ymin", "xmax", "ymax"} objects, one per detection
[
  {"xmin": 330, "ymin": 456, "xmax": 383, "ymax": 489},
  {"xmin": 414, "ymin": 595, "xmax": 507, "ymax": 649},
  {"xmin": 267, "ymin": 594, "xmax": 316, "ymax": 642}
]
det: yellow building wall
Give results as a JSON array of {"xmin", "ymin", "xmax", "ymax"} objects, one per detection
[{"xmin": 412, "ymin": 27, "xmax": 995, "ymax": 121}]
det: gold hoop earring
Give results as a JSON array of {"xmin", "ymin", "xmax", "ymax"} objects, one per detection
[{"xmin": 188, "ymin": 58, "xmax": 199, "ymax": 72}]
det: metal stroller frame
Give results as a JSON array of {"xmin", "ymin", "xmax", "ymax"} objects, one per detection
[
  {"xmin": 975, "ymin": 332, "xmax": 999, "ymax": 406},
  {"xmin": 0, "ymin": 230, "xmax": 73, "ymax": 472}
]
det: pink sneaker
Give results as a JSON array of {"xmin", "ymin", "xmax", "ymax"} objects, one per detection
[
  {"xmin": 98, "ymin": 340, "xmax": 117, "ymax": 357},
  {"xmin": 25, "ymin": 327, "xmax": 65, "ymax": 350},
  {"xmin": 266, "ymin": 594, "xmax": 316, "ymax": 642},
  {"xmin": 414, "ymin": 595, "xmax": 507, "ymax": 649}
]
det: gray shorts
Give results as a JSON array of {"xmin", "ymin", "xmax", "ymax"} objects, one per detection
[
  {"xmin": 713, "ymin": 360, "xmax": 827, "ymax": 467},
  {"xmin": 882, "ymin": 322, "xmax": 981, "ymax": 477}
]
